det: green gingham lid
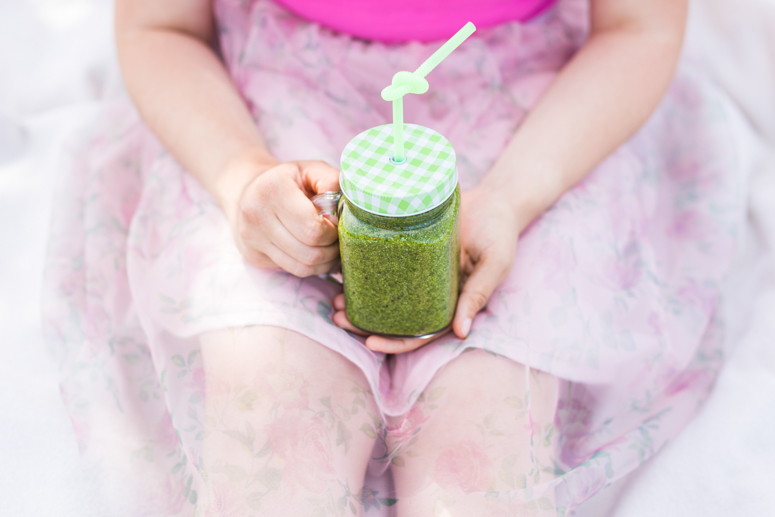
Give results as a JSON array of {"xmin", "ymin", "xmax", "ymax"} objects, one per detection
[{"xmin": 339, "ymin": 124, "xmax": 457, "ymax": 217}]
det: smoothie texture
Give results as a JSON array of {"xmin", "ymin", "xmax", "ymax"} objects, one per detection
[{"xmin": 339, "ymin": 187, "xmax": 460, "ymax": 336}]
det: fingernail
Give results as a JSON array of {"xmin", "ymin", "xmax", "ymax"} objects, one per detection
[{"xmin": 461, "ymin": 318, "xmax": 472, "ymax": 338}]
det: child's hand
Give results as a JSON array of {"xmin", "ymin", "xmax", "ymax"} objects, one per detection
[
  {"xmin": 220, "ymin": 155, "xmax": 341, "ymax": 278},
  {"xmin": 453, "ymin": 186, "xmax": 521, "ymax": 338},
  {"xmin": 332, "ymin": 186, "xmax": 522, "ymax": 353}
]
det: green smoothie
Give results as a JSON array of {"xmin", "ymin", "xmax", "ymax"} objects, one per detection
[
  {"xmin": 332, "ymin": 21, "xmax": 474, "ymax": 337},
  {"xmin": 339, "ymin": 187, "xmax": 460, "ymax": 336}
]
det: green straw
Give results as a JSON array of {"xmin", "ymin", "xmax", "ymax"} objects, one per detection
[{"xmin": 381, "ymin": 22, "xmax": 476, "ymax": 163}]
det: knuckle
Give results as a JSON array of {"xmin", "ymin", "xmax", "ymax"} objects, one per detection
[
  {"xmin": 302, "ymin": 221, "xmax": 325, "ymax": 244},
  {"xmin": 290, "ymin": 262, "xmax": 315, "ymax": 278},
  {"xmin": 237, "ymin": 223, "xmax": 253, "ymax": 243},
  {"xmin": 301, "ymin": 248, "xmax": 325, "ymax": 266},
  {"xmin": 499, "ymin": 248, "xmax": 516, "ymax": 266},
  {"xmin": 239, "ymin": 202, "xmax": 262, "ymax": 225},
  {"xmin": 493, "ymin": 242, "xmax": 517, "ymax": 264},
  {"xmin": 256, "ymin": 174, "xmax": 279, "ymax": 196},
  {"xmin": 243, "ymin": 248, "xmax": 268, "ymax": 268},
  {"xmin": 466, "ymin": 291, "xmax": 490, "ymax": 312}
]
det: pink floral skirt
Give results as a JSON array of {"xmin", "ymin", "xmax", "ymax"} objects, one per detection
[{"xmin": 44, "ymin": 0, "xmax": 747, "ymax": 514}]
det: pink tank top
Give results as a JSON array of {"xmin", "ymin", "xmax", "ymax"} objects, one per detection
[{"xmin": 272, "ymin": 0, "xmax": 557, "ymax": 42}]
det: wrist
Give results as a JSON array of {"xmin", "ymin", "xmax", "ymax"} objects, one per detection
[
  {"xmin": 478, "ymin": 162, "xmax": 562, "ymax": 234},
  {"xmin": 214, "ymin": 147, "xmax": 279, "ymax": 220}
]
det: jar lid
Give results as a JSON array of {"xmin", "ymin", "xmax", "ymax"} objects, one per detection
[{"xmin": 339, "ymin": 123, "xmax": 457, "ymax": 217}]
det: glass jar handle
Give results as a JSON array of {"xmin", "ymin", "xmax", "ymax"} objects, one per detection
[
  {"xmin": 311, "ymin": 191, "xmax": 343, "ymax": 224},
  {"xmin": 311, "ymin": 191, "xmax": 344, "ymax": 285}
]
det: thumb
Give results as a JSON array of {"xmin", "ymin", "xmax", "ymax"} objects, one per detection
[
  {"xmin": 453, "ymin": 252, "xmax": 509, "ymax": 339},
  {"xmin": 301, "ymin": 160, "xmax": 341, "ymax": 195}
]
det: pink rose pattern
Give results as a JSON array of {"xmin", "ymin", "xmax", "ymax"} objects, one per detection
[
  {"xmin": 256, "ymin": 365, "xmax": 310, "ymax": 411},
  {"xmin": 43, "ymin": 0, "xmax": 747, "ymax": 513},
  {"xmin": 266, "ymin": 413, "xmax": 335, "ymax": 492},
  {"xmin": 196, "ymin": 361, "xmax": 381, "ymax": 514},
  {"xmin": 433, "ymin": 440, "xmax": 494, "ymax": 493},
  {"xmin": 386, "ymin": 406, "xmax": 429, "ymax": 441}
]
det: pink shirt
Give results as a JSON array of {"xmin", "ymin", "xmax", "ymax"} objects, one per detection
[{"xmin": 272, "ymin": 0, "xmax": 557, "ymax": 42}]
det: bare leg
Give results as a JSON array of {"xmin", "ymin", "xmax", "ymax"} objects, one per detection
[
  {"xmin": 389, "ymin": 349, "xmax": 559, "ymax": 517},
  {"xmin": 198, "ymin": 326, "xmax": 379, "ymax": 516}
]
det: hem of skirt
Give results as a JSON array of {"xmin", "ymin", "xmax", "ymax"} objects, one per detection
[
  {"xmin": 153, "ymin": 307, "xmax": 618, "ymax": 415},
  {"xmin": 153, "ymin": 308, "xmax": 399, "ymax": 410}
]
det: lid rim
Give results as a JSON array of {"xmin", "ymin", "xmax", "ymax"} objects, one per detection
[{"xmin": 338, "ymin": 170, "xmax": 459, "ymax": 218}]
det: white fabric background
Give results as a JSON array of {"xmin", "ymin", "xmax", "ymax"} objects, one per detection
[{"xmin": 1, "ymin": 0, "xmax": 773, "ymax": 515}]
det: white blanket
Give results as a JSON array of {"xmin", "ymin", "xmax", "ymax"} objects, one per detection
[{"xmin": 1, "ymin": 1, "xmax": 773, "ymax": 515}]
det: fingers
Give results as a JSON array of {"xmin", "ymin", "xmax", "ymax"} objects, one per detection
[
  {"xmin": 242, "ymin": 234, "xmax": 338, "ymax": 277},
  {"xmin": 240, "ymin": 234, "xmax": 337, "ymax": 277},
  {"xmin": 332, "ymin": 294, "xmax": 448, "ymax": 352},
  {"xmin": 364, "ymin": 334, "xmax": 438, "ymax": 354},
  {"xmin": 278, "ymin": 160, "xmax": 341, "ymax": 247},
  {"xmin": 236, "ymin": 161, "xmax": 342, "ymax": 278},
  {"xmin": 453, "ymin": 250, "xmax": 512, "ymax": 339},
  {"xmin": 276, "ymin": 171, "xmax": 339, "ymax": 247},
  {"xmin": 268, "ymin": 243, "xmax": 339, "ymax": 278},
  {"xmin": 267, "ymin": 216, "xmax": 340, "ymax": 267},
  {"xmin": 332, "ymin": 310, "xmax": 438, "ymax": 352},
  {"xmin": 331, "ymin": 305, "xmax": 370, "ymax": 337},
  {"xmin": 238, "ymin": 204, "xmax": 339, "ymax": 276},
  {"xmin": 299, "ymin": 160, "xmax": 341, "ymax": 196}
]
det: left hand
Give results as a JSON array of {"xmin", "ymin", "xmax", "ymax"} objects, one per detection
[{"xmin": 332, "ymin": 185, "xmax": 525, "ymax": 353}]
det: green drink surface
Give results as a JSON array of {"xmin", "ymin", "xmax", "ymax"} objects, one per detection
[{"xmin": 339, "ymin": 188, "xmax": 461, "ymax": 337}]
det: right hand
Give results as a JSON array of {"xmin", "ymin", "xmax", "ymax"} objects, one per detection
[{"xmin": 218, "ymin": 154, "xmax": 341, "ymax": 278}]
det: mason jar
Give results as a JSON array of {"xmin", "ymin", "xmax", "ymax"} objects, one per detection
[{"xmin": 334, "ymin": 123, "xmax": 461, "ymax": 337}]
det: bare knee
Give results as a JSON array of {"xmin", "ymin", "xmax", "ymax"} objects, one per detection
[
  {"xmin": 198, "ymin": 326, "xmax": 379, "ymax": 515},
  {"xmin": 430, "ymin": 349, "xmax": 558, "ymax": 412},
  {"xmin": 389, "ymin": 349, "xmax": 560, "ymax": 502}
]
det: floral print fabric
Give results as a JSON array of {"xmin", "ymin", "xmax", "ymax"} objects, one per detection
[{"xmin": 43, "ymin": 0, "xmax": 747, "ymax": 514}]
